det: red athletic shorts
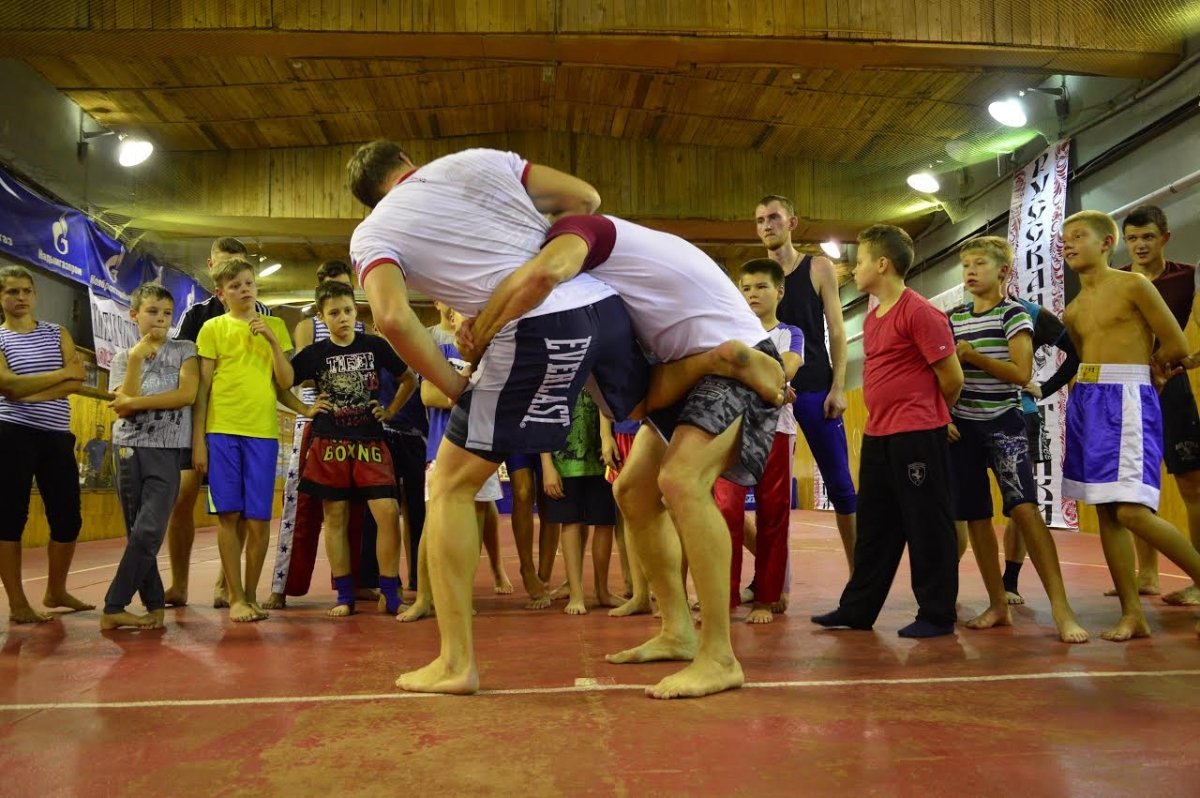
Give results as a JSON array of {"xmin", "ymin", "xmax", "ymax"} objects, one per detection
[
  {"xmin": 605, "ymin": 432, "xmax": 638, "ymax": 484},
  {"xmin": 299, "ymin": 435, "xmax": 397, "ymax": 501}
]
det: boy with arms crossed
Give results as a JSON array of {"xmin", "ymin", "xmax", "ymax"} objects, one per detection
[
  {"xmin": 102, "ymin": 284, "xmax": 198, "ymax": 629},
  {"xmin": 948, "ymin": 237, "xmax": 1087, "ymax": 642},
  {"xmin": 290, "ymin": 280, "xmax": 410, "ymax": 616},
  {"xmin": 194, "ymin": 258, "xmax": 293, "ymax": 622},
  {"xmin": 1058, "ymin": 211, "xmax": 1200, "ymax": 641},
  {"xmin": 812, "ymin": 225, "xmax": 963, "ymax": 638}
]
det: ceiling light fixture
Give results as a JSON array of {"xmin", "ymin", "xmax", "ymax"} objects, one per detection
[
  {"xmin": 987, "ymin": 98, "xmax": 1027, "ymax": 128},
  {"xmin": 259, "ymin": 263, "xmax": 282, "ymax": 278},
  {"xmin": 906, "ymin": 172, "xmax": 940, "ymax": 194},
  {"xmin": 820, "ymin": 241, "xmax": 841, "ymax": 259},
  {"xmin": 117, "ymin": 135, "xmax": 154, "ymax": 167}
]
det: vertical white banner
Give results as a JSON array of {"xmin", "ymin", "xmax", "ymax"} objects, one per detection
[
  {"xmin": 1007, "ymin": 140, "xmax": 1075, "ymax": 529},
  {"xmin": 89, "ymin": 290, "xmax": 140, "ymax": 371}
]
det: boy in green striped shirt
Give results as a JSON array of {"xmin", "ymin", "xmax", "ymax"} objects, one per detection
[{"xmin": 949, "ymin": 236, "xmax": 1087, "ymax": 643}]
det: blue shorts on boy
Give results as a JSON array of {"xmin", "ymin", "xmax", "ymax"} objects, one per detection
[
  {"xmin": 206, "ymin": 433, "xmax": 279, "ymax": 520},
  {"xmin": 1063, "ymin": 364, "xmax": 1162, "ymax": 511}
]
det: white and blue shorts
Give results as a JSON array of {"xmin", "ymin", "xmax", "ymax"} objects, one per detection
[{"xmin": 1062, "ymin": 364, "xmax": 1162, "ymax": 511}]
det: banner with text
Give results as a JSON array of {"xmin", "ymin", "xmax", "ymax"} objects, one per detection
[
  {"xmin": 1007, "ymin": 139, "xmax": 1075, "ymax": 529},
  {"xmin": 0, "ymin": 166, "xmax": 208, "ymax": 369}
]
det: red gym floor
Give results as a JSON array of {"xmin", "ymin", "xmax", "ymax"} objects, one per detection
[{"xmin": 3, "ymin": 511, "xmax": 1199, "ymax": 797}]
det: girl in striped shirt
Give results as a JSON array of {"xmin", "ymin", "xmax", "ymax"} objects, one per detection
[{"xmin": 0, "ymin": 265, "xmax": 91, "ymax": 623}]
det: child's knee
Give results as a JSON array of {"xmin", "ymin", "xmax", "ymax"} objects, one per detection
[{"xmin": 1113, "ymin": 503, "xmax": 1148, "ymax": 528}]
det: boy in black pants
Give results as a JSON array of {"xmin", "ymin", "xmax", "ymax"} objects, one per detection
[
  {"xmin": 102, "ymin": 284, "xmax": 199, "ymax": 629},
  {"xmin": 812, "ymin": 225, "xmax": 964, "ymax": 638}
]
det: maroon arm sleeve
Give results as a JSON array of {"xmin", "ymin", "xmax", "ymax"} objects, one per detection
[{"xmin": 543, "ymin": 215, "xmax": 617, "ymax": 272}]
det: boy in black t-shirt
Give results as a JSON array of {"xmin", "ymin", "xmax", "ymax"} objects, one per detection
[{"xmin": 290, "ymin": 281, "xmax": 411, "ymax": 616}]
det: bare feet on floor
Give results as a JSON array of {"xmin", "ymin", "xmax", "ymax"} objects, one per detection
[
  {"xmin": 596, "ymin": 592, "xmax": 627, "ymax": 609},
  {"xmin": 714, "ymin": 340, "xmax": 787, "ymax": 407},
  {"xmin": 229, "ymin": 601, "xmax": 264, "ymax": 623},
  {"xmin": 964, "ymin": 605, "xmax": 1012, "ymax": 630},
  {"xmin": 519, "ymin": 568, "xmax": 546, "ymax": 600},
  {"xmin": 100, "ymin": 611, "xmax": 154, "ymax": 630},
  {"xmin": 770, "ymin": 595, "xmax": 789, "ymax": 614},
  {"xmin": 1006, "ymin": 591, "xmax": 1025, "ymax": 605},
  {"xmin": 1162, "ymin": 584, "xmax": 1200, "ymax": 606},
  {"xmin": 163, "ymin": 587, "xmax": 188, "ymax": 607},
  {"xmin": 328, "ymin": 603, "xmax": 354, "ymax": 617},
  {"xmin": 549, "ymin": 580, "xmax": 570, "ymax": 600},
  {"xmin": 213, "ymin": 588, "xmax": 230, "ymax": 609},
  {"xmin": 10, "ymin": 605, "xmax": 52, "ymax": 624},
  {"xmin": 525, "ymin": 595, "xmax": 552, "ymax": 610},
  {"xmin": 608, "ymin": 596, "xmax": 652, "ymax": 617},
  {"xmin": 564, "ymin": 598, "xmax": 588, "ymax": 615},
  {"xmin": 606, "ymin": 630, "xmax": 698, "ymax": 664},
  {"xmin": 493, "ymin": 572, "xmax": 514, "ymax": 595},
  {"xmin": 43, "ymin": 592, "xmax": 95, "ymax": 612},
  {"xmin": 355, "ymin": 588, "xmax": 380, "ymax": 601},
  {"xmin": 396, "ymin": 657, "xmax": 479, "ymax": 695},
  {"xmin": 261, "ymin": 592, "xmax": 287, "ymax": 610},
  {"xmin": 1051, "ymin": 607, "xmax": 1089, "ymax": 644},
  {"xmin": 646, "ymin": 656, "xmax": 745, "ymax": 700},
  {"xmin": 397, "ymin": 599, "xmax": 433, "ymax": 622},
  {"xmin": 144, "ymin": 609, "xmax": 166, "ymax": 629},
  {"xmin": 1100, "ymin": 614, "xmax": 1151, "ymax": 642},
  {"xmin": 746, "ymin": 605, "xmax": 774, "ymax": 624},
  {"xmin": 1104, "ymin": 574, "xmax": 1161, "ymax": 597},
  {"xmin": 249, "ymin": 602, "xmax": 269, "ymax": 620}
]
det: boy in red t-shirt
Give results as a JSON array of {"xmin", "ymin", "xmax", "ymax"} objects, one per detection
[{"xmin": 812, "ymin": 225, "xmax": 964, "ymax": 638}]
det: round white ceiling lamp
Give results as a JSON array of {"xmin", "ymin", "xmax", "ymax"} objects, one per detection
[{"xmin": 906, "ymin": 172, "xmax": 940, "ymax": 194}]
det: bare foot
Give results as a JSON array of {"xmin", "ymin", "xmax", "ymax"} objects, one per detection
[
  {"xmin": 964, "ymin": 605, "xmax": 1012, "ymax": 630},
  {"xmin": 596, "ymin": 592, "xmax": 627, "ymax": 609},
  {"xmin": 355, "ymin": 588, "xmax": 380, "ymax": 601},
  {"xmin": 608, "ymin": 596, "xmax": 652, "ymax": 617},
  {"xmin": 42, "ymin": 592, "xmax": 94, "ymax": 612},
  {"xmin": 647, "ymin": 656, "xmax": 745, "ymax": 700},
  {"xmin": 1052, "ymin": 608, "xmax": 1089, "ymax": 644},
  {"xmin": 10, "ymin": 606, "xmax": 52, "ymax": 624},
  {"xmin": 143, "ymin": 609, "xmax": 166, "ymax": 629},
  {"xmin": 1006, "ymin": 591, "xmax": 1025, "ymax": 606},
  {"xmin": 395, "ymin": 656, "xmax": 479, "ymax": 695},
  {"xmin": 249, "ymin": 603, "xmax": 269, "ymax": 620},
  {"xmin": 746, "ymin": 605, "xmax": 774, "ymax": 624},
  {"xmin": 564, "ymin": 598, "xmax": 588, "ymax": 615},
  {"xmin": 328, "ymin": 603, "xmax": 354, "ymax": 617},
  {"xmin": 213, "ymin": 588, "xmax": 230, "ymax": 609},
  {"xmin": 493, "ymin": 573, "xmax": 514, "ymax": 595},
  {"xmin": 261, "ymin": 592, "xmax": 287, "ymax": 610},
  {"xmin": 769, "ymin": 594, "xmax": 789, "ymax": 613},
  {"xmin": 1104, "ymin": 583, "xmax": 1162, "ymax": 597},
  {"xmin": 606, "ymin": 630, "xmax": 698, "ymax": 664},
  {"xmin": 1162, "ymin": 585, "xmax": 1200, "ymax": 606},
  {"xmin": 1100, "ymin": 614, "xmax": 1151, "ymax": 642},
  {"xmin": 714, "ymin": 340, "xmax": 787, "ymax": 407},
  {"xmin": 525, "ymin": 595, "xmax": 552, "ymax": 610},
  {"xmin": 100, "ymin": 611, "xmax": 153, "ymax": 630},
  {"xmin": 229, "ymin": 601, "xmax": 260, "ymax": 622},
  {"xmin": 397, "ymin": 599, "xmax": 433, "ymax": 623},
  {"xmin": 163, "ymin": 587, "xmax": 188, "ymax": 607},
  {"xmin": 519, "ymin": 568, "xmax": 545, "ymax": 599},
  {"xmin": 549, "ymin": 580, "xmax": 570, "ymax": 600}
]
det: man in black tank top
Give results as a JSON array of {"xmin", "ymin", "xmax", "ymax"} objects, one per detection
[{"xmin": 756, "ymin": 195, "xmax": 858, "ymax": 574}]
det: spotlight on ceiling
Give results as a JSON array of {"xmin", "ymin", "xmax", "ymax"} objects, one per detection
[
  {"xmin": 906, "ymin": 172, "xmax": 940, "ymax": 194},
  {"xmin": 820, "ymin": 241, "xmax": 841, "ymax": 259},
  {"xmin": 117, "ymin": 136, "xmax": 154, "ymax": 167},
  {"xmin": 988, "ymin": 98, "xmax": 1027, "ymax": 128},
  {"xmin": 259, "ymin": 263, "xmax": 282, "ymax": 278}
]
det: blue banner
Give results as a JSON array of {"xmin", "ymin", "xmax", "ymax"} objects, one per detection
[{"xmin": 0, "ymin": 165, "xmax": 207, "ymax": 323}]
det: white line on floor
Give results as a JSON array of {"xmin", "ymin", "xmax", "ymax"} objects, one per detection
[
  {"xmin": 3, "ymin": 668, "xmax": 1198, "ymax": 713},
  {"xmin": 20, "ymin": 544, "xmax": 224, "ymax": 584}
]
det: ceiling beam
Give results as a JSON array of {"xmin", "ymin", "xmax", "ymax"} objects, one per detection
[
  {"xmin": 125, "ymin": 213, "xmax": 925, "ymax": 245},
  {"xmin": 0, "ymin": 30, "xmax": 1180, "ymax": 80}
]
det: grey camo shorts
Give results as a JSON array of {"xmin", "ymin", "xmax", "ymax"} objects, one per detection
[{"xmin": 647, "ymin": 339, "xmax": 783, "ymax": 486}]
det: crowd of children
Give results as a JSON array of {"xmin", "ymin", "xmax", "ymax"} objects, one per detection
[{"xmin": 3, "ymin": 201, "xmax": 1199, "ymax": 677}]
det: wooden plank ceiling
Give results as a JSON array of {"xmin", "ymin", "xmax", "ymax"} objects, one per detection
[{"xmin": 1, "ymin": 0, "xmax": 1190, "ymax": 296}]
